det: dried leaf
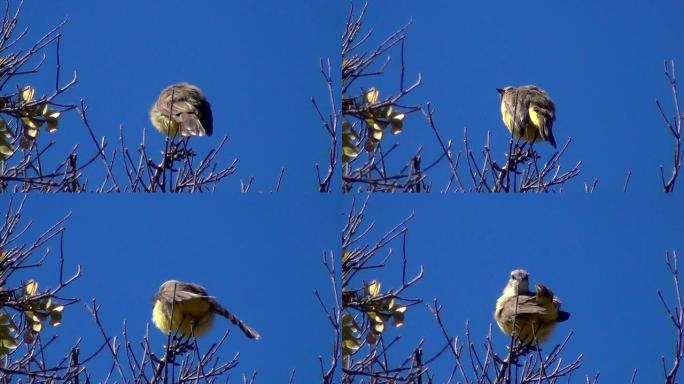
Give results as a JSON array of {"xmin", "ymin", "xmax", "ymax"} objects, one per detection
[
  {"xmin": 391, "ymin": 119, "xmax": 403, "ymax": 135},
  {"xmin": 24, "ymin": 280, "xmax": 38, "ymax": 295},
  {"xmin": 46, "ymin": 117, "xmax": 58, "ymax": 133},
  {"xmin": 0, "ymin": 141, "xmax": 14, "ymax": 157},
  {"xmin": 21, "ymin": 116, "xmax": 43, "ymax": 130},
  {"xmin": 50, "ymin": 312, "xmax": 62, "ymax": 327},
  {"xmin": 366, "ymin": 280, "xmax": 381, "ymax": 297},
  {"xmin": 19, "ymin": 136, "xmax": 31, "ymax": 150},
  {"xmin": 365, "ymin": 88, "xmax": 379, "ymax": 104},
  {"xmin": 393, "ymin": 312, "xmax": 405, "ymax": 327},
  {"xmin": 21, "ymin": 86, "xmax": 35, "ymax": 102}
]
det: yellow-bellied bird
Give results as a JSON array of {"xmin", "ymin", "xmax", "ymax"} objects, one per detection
[
  {"xmin": 497, "ymin": 85, "xmax": 556, "ymax": 148},
  {"xmin": 150, "ymin": 83, "xmax": 213, "ymax": 137},
  {"xmin": 494, "ymin": 269, "xmax": 569, "ymax": 345},
  {"xmin": 152, "ymin": 280, "xmax": 260, "ymax": 340}
]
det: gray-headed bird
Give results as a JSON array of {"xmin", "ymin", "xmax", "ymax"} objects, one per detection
[
  {"xmin": 150, "ymin": 83, "xmax": 213, "ymax": 137},
  {"xmin": 152, "ymin": 280, "xmax": 260, "ymax": 340},
  {"xmin": 494, "ymin": 269, "xmax": 569, "ymax": 346},
  {"xmin": 497, "ymin": 85, "xmax": 556, "ymax": 148}
]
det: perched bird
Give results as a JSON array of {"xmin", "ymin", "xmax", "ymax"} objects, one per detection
[
  {"xmin": 497, "ymin": 85, "xmax": 557, "ymax": 148},
  {"xmin": 494, "ymin": 269, "xmax": 569, "ymax": 346},
  {"xmin": 152, "ymin": 280, "xmax": 260, "ymax": 340},
  {"xmin": 150, "ymin": 83, "xmax": 213, "ymax": 137}
]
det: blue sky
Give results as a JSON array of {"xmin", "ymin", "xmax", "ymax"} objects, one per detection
[
  {"xmin": 343, "ymin": 195, "xmax": 684, "ymax": 381},
  {"xmin": 347, "ymin": 0, "xmax": 684, "ymax": 191},
  {"xmin": 7, "ymin": 195, "xmax": 339, "ymax": 382},
  {"xmin": 22, "ymin": 1, "xmax": 340, "ymax": 192}
]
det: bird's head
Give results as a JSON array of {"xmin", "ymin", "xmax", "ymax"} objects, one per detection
[
  {"xmin": 496, "ymin": 86, "xmax": 513, "ymax": 98},
  {"xmin": 507, "ymin": 269, "xmax": 530, "ymax": 294}
]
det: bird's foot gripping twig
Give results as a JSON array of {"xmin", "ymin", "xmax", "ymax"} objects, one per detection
[
  {"xmin": 163, "ymin": 141, "xmax": 196, "ymax": 168},
  {"xmin": 152, "ymin": 334, "xmax": 196, "ymax": 365},
  {"xmin": 511, "ymin": 144, "xmax": 540, "ymax": 163},
  {"xmin": 498, "ymin": 341, "xmax": 539, "ymax": 366}
]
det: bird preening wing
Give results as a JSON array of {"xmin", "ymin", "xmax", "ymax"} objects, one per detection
[
  {"xmin": 499, "ymin": 294, "xmax": 552, "ymax": 319},
  {"xmin": 499, "ymin": 85, "xmax": 557, "ymax": 148},
  {"xmin": 154, "ymin": 86, "xmax": 213, "ymax": 137},
  {"xmin": 500, "ymin": 284, "xmax": 570, "ymax": 324},
  {"xmin": 526, "ymin": 87, "xmax": 556, "ymax": 147}
]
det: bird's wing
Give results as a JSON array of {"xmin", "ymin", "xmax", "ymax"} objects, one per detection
[
  {"xmin": 509, "ymin": 89, "xmax": 531, "ymax": 135},
  {"xmin": 154, "ymin": 94, "xmax": 209, "ymax": 136},
  {"xmin": 157, "ymin": 282, "xmax": 212, "ymax": 303},
  {"xmin": 527, "ymin": 90, "xmax": 556, "ymax": 147},
  {"xmin": 154, "ymin": 95, "xmax": 198, "ymax": 123},
  {"xmin": 178, "ymin": 111, "xmax": 208, "ymax": 136},
  {"xmin": 500, "ymin": 294, "xmax": 551, "ymax": 319}
]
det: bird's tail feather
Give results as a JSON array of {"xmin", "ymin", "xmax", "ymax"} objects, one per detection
[{"xmin": 213, "ymin": 304, "xmax": 261, "ymax": 340}]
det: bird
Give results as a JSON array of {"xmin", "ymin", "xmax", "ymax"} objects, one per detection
[
  {"xmin": 150, "ymin": 83, "xmax": 213, "ymax": 137},
  {"xmin": 151, "ymin": 280, "xmax": 260, "ymax": 340},
  {"xmin": 494, "ymin": 269, "xmax": 569, "ymax": 346},
  {"xmin": 497, "ymin": 85, "xmax": 557, "ymax": 148}
]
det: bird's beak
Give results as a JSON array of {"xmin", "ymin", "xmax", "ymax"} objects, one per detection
[{"xmin": 496, "ymin": 88, "xmax": 505, "ymax": 95}]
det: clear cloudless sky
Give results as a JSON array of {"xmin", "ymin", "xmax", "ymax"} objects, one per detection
[
  {"xmin": 22, "ymin": 1, "xmax": 341, "ymax": 192},
  {"xmin": 7, "ymin": 195, "xmax": 339, "ymax": 382},
  {"xmin": 348, "ymin": 0, "xmax": 684, "ymax": 191},
  {"xmin": 343, "ymin": 195, "xmax": 684, "ymax": 381}
]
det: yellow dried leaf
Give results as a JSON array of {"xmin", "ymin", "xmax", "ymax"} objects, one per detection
[
  {"xmin": 342, "ymin": 337, "xmax": 361, "ymax": 353},
  {"xmin": 394, "ymin": 305, "xmax": 407, "ymax": 314},
  {"xmin": 45, "ymin": 110, "xmax": 60, "ymax": 119},
  {"xmin": 24, "ymin": 280, "xmax": 38, "ymax": 295},
  {"xmin": 391, "ymin": 112, "xmax": 406, "ymax": 121},
  {"xmin": 26, "ymin": 126, "xmax": 39, "ymax": 139},
  {"xmin": 21, "ymin": 86, "xmax": 35, "ymax": 102},
  {"xmin": 0, "ymin": 128, "xmax": 11, "ymax": 140},
  {"xmin": 0, "ymin": 336, "xmax": 17, "ymax": 350},
  {"xmin": 371, "ymin": 128, "xmax": 383, "ymax": 141},
  {"xmin": 50, "ymin": 305, "xmax": 64, "ymax": 314},
  {"xmin": 365, "ymin": 88, "xmax": 379, "ymax": 104},
  {"xmin": 366, "ymin": 280, "xmax": 381, "ymax": 297},
  {"xmin": 370, "ymin": 120, "xmax": 387, "ymax": 131},
  {"xmin": 25, "ymin": 311, "xmax": 43, "ymax": 324},
  {"xmin": 38, "ymin": 103, "xmax": 49, "ymax": 116},
  {"xmin": 21, "ymin": 116, "xmax": 43, "ymax": 130},
  {"xmin": 384, "ymin": 298, "xmax": 395, "ymax": 310},
  {"xmin": 0, "ymin": 141, "xmax": 14, "ymax": 157},
  {"xmin": 342, "ymin": 123, "xmax": 357, "ymax": 142},
  {"xmin": 373, "ymin": 321, "xmax": 385, "ymax": 333},
  {"xmin": 31, "ymin": 320, "xmax": 42, "ymax": 333},
  {"xmin": 368, "ymin": 311, "xmax": 383, "ymax": 323},
  {"xmin": 343, "ymin": 144, "xmax": 360, "ymax": 161}
]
